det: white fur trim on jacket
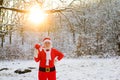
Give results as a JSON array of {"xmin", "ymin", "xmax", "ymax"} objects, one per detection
[{"xmin": 43, "ymin": 48, "xmax": 51, "ymax": 66}]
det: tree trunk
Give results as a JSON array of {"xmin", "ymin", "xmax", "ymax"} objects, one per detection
[
  {"xmin": 9, "ymin": 32, "xmax": 12, "ymax": 44},
  {"xmin": 1, "ymin": 35, "xmax": 4, "ymax": 47}
]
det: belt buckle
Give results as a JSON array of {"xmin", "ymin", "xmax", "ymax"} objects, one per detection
[{"xmin": 45, "ymin": 67, "xmax": 50, "ymax": 72}]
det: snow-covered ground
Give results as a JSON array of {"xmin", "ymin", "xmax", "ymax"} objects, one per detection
[{"xmin": 0, "ymin": 58, "xmax": 120, "ymax": 80}]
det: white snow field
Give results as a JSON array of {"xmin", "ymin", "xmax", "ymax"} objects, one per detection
[{"xmin": 0, "ymin": 58, "xmax": 120, "ymax": 80}]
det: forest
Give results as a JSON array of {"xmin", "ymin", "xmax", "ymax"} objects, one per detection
[{"xmin": 0, "ymin": 0, "xmax": 120, "ymax": 60}]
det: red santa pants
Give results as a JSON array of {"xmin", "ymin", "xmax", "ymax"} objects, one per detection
[{"xmin": 38, "ymin": 71, "xmax": 56, "ymax": 80}]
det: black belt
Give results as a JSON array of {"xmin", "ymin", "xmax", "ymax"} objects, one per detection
[{"xmin": 39, "ymin": 67, "xmax": 55, "ymax": 72}]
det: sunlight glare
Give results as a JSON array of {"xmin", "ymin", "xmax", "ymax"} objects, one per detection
[{"xmin": 28, "ymin": 5, "xmax": 47, "ymax": 24}]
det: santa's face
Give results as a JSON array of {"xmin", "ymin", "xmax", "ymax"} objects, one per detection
[{"xmin": 43, "ymin": 41, "xmax": 51, "ymax": 49}]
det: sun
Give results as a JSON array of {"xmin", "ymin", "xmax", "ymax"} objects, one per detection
[{"xmin": 28, "ymin": 5, "xmax": 47, "ymax": 24}]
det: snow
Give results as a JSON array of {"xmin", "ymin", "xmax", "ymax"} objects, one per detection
[{"xmin": 0, "ymin": 58, "xmax": 120, "ymax": 80}]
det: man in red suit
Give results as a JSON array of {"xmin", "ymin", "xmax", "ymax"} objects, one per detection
[{"xmin": 34, "ymin": 37, "xmax": 64, "ymax": 80}]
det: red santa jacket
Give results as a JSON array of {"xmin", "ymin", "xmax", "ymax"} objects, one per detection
[{"xmin": 34, "ymin": 48, "xmax": 64, "ymax": 68}]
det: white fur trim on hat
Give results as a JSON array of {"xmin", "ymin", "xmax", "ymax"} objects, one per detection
[{"xmin": 43, "ymin": 39, "xmax": 52, "ymax": 44}]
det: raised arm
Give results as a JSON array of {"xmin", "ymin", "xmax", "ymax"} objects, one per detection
[{"xmin": 34, "ymin": 44, "xmax": 41, "ymax": 62}]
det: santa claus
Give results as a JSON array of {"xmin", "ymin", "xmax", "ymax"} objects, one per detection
[{"xmin": 34, "ymin": 37, "xmax": 64, "ymax": 80}]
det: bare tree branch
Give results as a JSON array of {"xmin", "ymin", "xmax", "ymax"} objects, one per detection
[
  {"xmin": 45, "ymin": 8, "xmax": 66, "ymax": 14},
  {"xmin": 67, "ymin": 0, "xmax": 76, "ymax": 7},
  {"xmin": 0, "ymin": 6, "xmax": 28, "ymax": 13},
  {"xmin": 0, "ymin": 5, "xmax": 66, "ymax": 14}
]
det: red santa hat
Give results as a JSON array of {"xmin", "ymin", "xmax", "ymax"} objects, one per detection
[
  {"xmin": 42, "ymin": 37, "xmax": 53, "ymax": 48},
  {"xmin": 43, "ymin": 37, "xmax": 52, "ymax": 44}
]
